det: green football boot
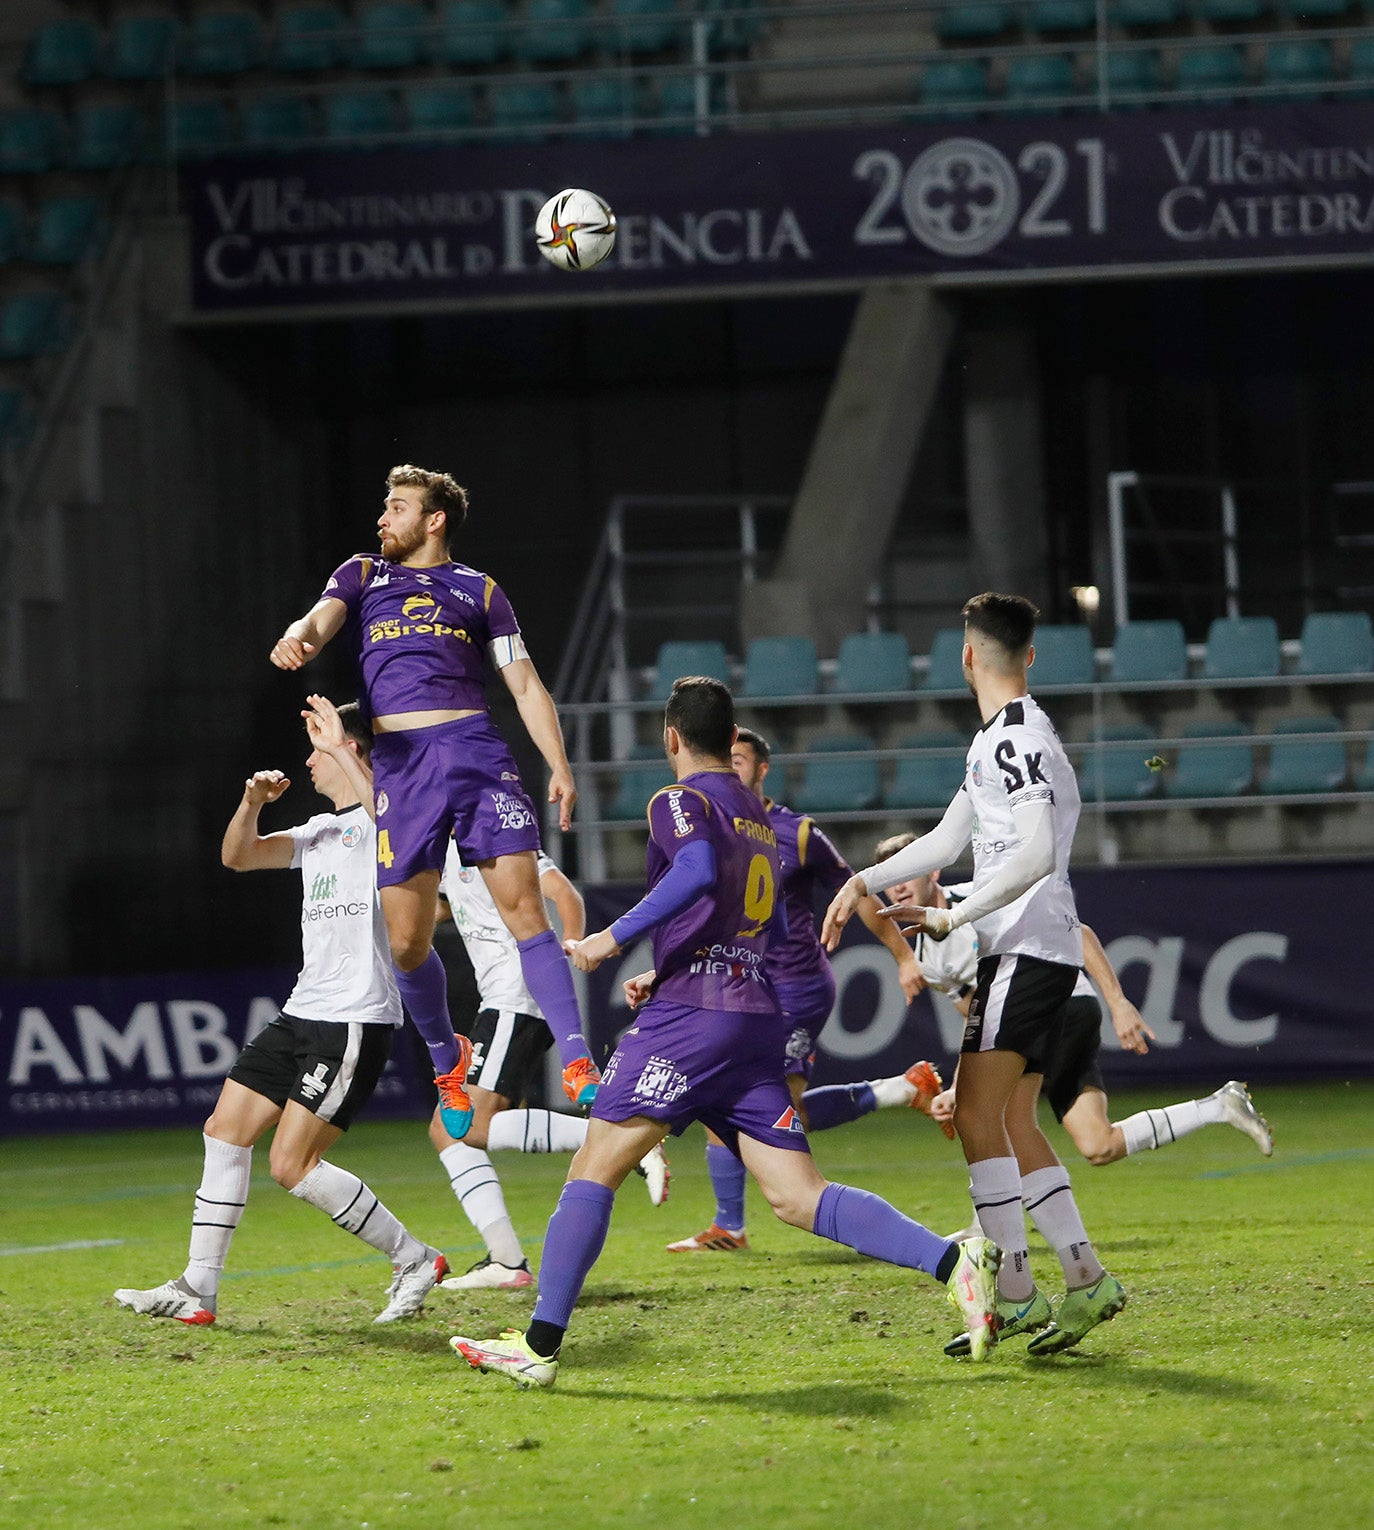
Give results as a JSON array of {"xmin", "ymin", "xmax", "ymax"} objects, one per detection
[
  {"xmin": 1027, "ymin": 1273, "xmax": 1127, "ymax": 1356},
  {"xmin": 943, "ymin": 1286, "xmax": 1052, "ymax": 1358}
]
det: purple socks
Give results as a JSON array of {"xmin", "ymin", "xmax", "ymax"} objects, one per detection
[
  {"xmin": 812, "ymin": 1182, "xmax": 955, "ymax": 1281},
  {"xmin": 706, "ymin": 1143, "xmax": 747, "ymax": 1232},
  {"xmin": 394, "ymin": 949, "xmax": 459, "ymax": 1075},
  {"xmin": 517, "ymin": 930, "xmax": 592, "ymax": 1070},
  {"xmin": 801, "ymin": 1083, "xmax": 878, "ymax": 1133},
  {"xmin": 529, "ymin": 1179, "xmax": 615, "ymax": 1342}
]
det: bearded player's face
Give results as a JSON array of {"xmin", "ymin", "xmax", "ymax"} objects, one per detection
[{"xmin": 378, "ymin": 487, "xmax": 431, "ymax": 561}]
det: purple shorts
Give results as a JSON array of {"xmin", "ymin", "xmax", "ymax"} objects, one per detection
[
  {"xmin": 593, "ymin": 999, "xmax": 811, "ymax": 1156},
  {"xmin": 775, "ymin": 973, "xmax": 836, "ymax": 1081},
  {"xmin": 370, "ymin": 713, "xmax": 541, "ymax": 887}
]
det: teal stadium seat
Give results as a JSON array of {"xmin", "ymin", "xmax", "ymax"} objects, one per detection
[
  {"xmin": 834, "ymin": 632, "xmax": 911, "ymax": 695},
  {"xmin": 569, "ymin": 76, "xmax": 635, "ymax": 137},
  {"xmin": 430, "ymin": 1, "xmax": 509, "ymax": 66},
  {"xmin": 886, "ymin": 733, "xmax": 967, "ymax": 810},
  {"xmin": 67, "ymin": 103, "xmax": 145, "ymax": 170},
  {"xmin": 487, "ymin": 80, "xmax": 560, "ymax": 139},
  {"xmin": 1352, "ymin": 38, "xmax": 1374, "ymax": 94},
  {"xmin": 936, "ymin": 3, "xmax": 1011, "ymax": 39},
  {"xmin": 793, "ymin": 735, "xmax": 880, "ymax": 814},
  {"xmin": 1163, "ymin": 721, "xmax": 1252, "ymax": 798},
  {"xmin": 612, "ymin": 0, "xmax": 682, "ymax": 54},
  {"xmin": 651, "ymin": 75, "xmax": 718, "ymax": 131},
  {"xmin": 701, "ymin": 0, "xmax": 763, "ymax": 52},
  {"xmin": 1113, "ymin": 0, "xmax": 1181, "ymax": 25},
  {"xmin": 1204, "ymin": 615, "xmax": 1280, "ymax": 680},
  {"xmin": 406, "ymin": 84, "xmax": 477, "ymax": 137},
  {"xmin": 920, "ymin": 59, "xmax": 992, "ymax": 113},
  {"xmin": 740, "ymin": 636, "xmax": 819, "ymax": 698},
  {"xmin": 0, "ymin": 110, "xmax": 65, "ymax": 174},
  {"xmin": 1028, "ymin": 623, "xmax": 1095, "ymax": 687},
  {"xmin": 1005, "ymin": 55, "xmax": 1078, "ymax": 105},
  {"xmin": 1099, "ymin": 49, "xmax": 1162, "ymax": 99},
  {"xmin": 29, "ymin": 198, "xmax": 106, "ymax": 265},
  {"xmin": 1283, "ymin": 0, "xmax": 1350, "ymax": 14},
  {"xmin": 517, "ymin": 0, "xmax": 593, "ymax": 64},
  {"xmin": 105, "ymin": 15, "xmax": 179, "ymax": 81},
  {"xmin": 241, "ymin": 94, "xmax": 316, "ymax": 151},
  {"xmin": 0, "ymin": 387, "xmax": 28, "ymax": 448},
  {"xmin": 923, "ymin": 627, "xmax": 968, "ymax": 690},
  {"xmin": 1111, "ymin": 619, "xmax": 1187, "ymax": 683},
  {"xmin": 1173, "ymin": 45, "xmax": 1246, "ymax": 103},
  {"xmin": 1297, "ymin": 611, "xmax": 1373, "ymax": 676},
  {"xmin": 1354, "ymin": 738, "xmax": 1374, "ymax": 792},
  {"xmin": 606, "ymin": 744, "xmax": 674, "ymax": 820},
  {"xmin": 1261, "ymin": 716, "xmax": 1346, "ymax": 795},
  {"xmin": 0, "ymin": 202, "xmax": 24, "ymax": 265},
  {"xmin": 180, "ymin": 11, "xmax": 265, "ymax": 76},
  {"xmin": 166, "ymin": 99, "xmax": 236, "ymax": 160},
  {"xmin": 1026, "ymin": 0, "xmax": 1095, "ymax": 31},
  {"xmin": 322, "ymin": 90, "xmax": 397, "ymax": 144},
  {"xmin": 1081, "ymin": 724, "xmax": 1159, "ymax": 801},
  {"xmin": 1263, "ymin": 39, "xmax": 1333, "ymax": 97},
  {"xmin": 24, "ymin": 19, "xmax": 101, "ymax": 86},
  {"xmin": 271, "ymin": 5, "xmax": 350, "ymax": 71},
  {"xmin": 1194, "ymin": 0, "xmax": 1269, "ymax": 19},
  {"xmin": 650, "ymin": 639, "xmax": 731, "ymax": 700},
  {"xmin": 0, "ymin": 293, "xmax": 73, "ymax": 360},
  {"xmin": 353, "ymin": 2, "xmax": 430, "ymax": 69}
]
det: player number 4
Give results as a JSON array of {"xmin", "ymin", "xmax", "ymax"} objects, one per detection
[{"xmin": 377, "ymin": 830, "xmax": 395, "ymax": 869}]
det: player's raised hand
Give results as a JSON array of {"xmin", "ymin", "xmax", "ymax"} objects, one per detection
[
  {"xmin": 244, "ymin": 769, "xmax": 290, "ymax": 805},
  {"xmin": 622, "ymin": 970, "xmax": 655, "ymax": 1010},
  {"xmin": 564, "ymin": 928, "xmax": 619, "ymax": 973},
  {"xmin": 548, "ymin": 765, "xmax": 577, "ymax": 832},
  {"xmin": 1110, "ymin": 1000, "xmax": 1154, "ymax": 1055},
  {"xmin": 879, "ymin": 902, "xmax": 953, "ymax": 940},
  {"xmin": 821, "ymin": 874, "xmax": 868, "ymax": 951},
  {"xmin": 303, "ymin": 693, "xmax": 345, "ymax": 752},
  {"xmin": 269, "ymin": 633, "xmax": 316, "ymax": 671}
]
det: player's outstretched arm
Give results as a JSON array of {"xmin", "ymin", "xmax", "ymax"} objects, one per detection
[
  {"xmin": 303, "ymin": 693, "xmax": 376, "ymax": 819},
  {"xmin": 1082, "ymin": 923, "xmax": 1154, "ymax": 1055},
  {"xmin": 499, "ymin": 657, "xmax": 577, "ymax": 831},
  {"xmin": 269, "ymin": 597, "xmax": 348, "ymax": 671},
  {"xmin": 567, "ymin": 841, "xmax": 717, "ymax": 973},
  {"xmin": 856, "ymin": 895, "xmax": 925, "ymax": 999},
  {"xmin": 540, "ymin": 863, "xmax": 586, "ymax": 941},
  {"xmin": 222, "ymin": 771, "xmax": 296, "ymax": 871}
]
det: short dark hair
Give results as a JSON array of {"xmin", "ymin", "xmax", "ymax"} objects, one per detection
[
  {"xmin": 386, "ymin": 463, "xmax": 469, "ymax": 537},
  {"xmin": 874, "ymin": 831, "xmax": 916, "ymax": 861},
  {"xmin": 962, "ymin": 592, "xmax": 1039, "ymax": 656},
  {"xmin": 665, "ymin": 676, "xmax": 735, "ymax": 758},
  {"xmin": 734, "ymin": 726, "xmax": 771, "ymax": 762},
  {"xmin": 336, "ymin": 701, "xmax": 373, "ymax": 763}
]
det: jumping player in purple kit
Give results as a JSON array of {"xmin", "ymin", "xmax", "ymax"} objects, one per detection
[
  {"xmin": 450, "ymin": 677, "xmax": 1001, "ymax": 1388},
  {"xmin": 667, "ymin": 726, "xmax": 948, "ymax": 1254},
  {"xmin": 269, "ymin": 465, "xmax": 599, "ymax": 1140}
]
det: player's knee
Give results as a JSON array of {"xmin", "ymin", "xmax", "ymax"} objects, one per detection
[
  {"xmin": 268, "ymin": 1148, "xmax": 314, "ymax": 1190},
  {"xmin": 1082, "ymin": 1138, "xmax": 1121, "ymax": 1167},
  {"xmin": 758, "ymin": 1182, "xmax": 812, "ymax": 1230},
  {"xmin": 389, "ymin": 931, "xmax": 431, "ymax": 971},
  {"xmin": 426, "ymin": 1111, "xmax": 449, "ymax": 1151}
]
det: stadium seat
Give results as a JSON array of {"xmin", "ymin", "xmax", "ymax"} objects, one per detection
[
  {"xmin": 793, "ymin": 735, "xmax": 880, "ymax": 814},
  {"xmin": 650, "ymin": 639, "xmax": 731, "ymax": 700},
  {"xmin": 1026, "ymin": 0, "xmax": 1095, "ymax": 31},
  {"xmin": 241, "ymin": 93, "xmax": 316, "ymax": 151},
  {"xmin": 271, "ymin": 4, "xmax": 350, "ymax": 71},
  {"xmin": 1261, "ymin": 716, "xmax": 1346, "ymax": 795},
  {"xmin": 1203, "ymin": 615, "xmax": 1280, "ymax": 680},
  {"xmin": 834, "ymin": 632, "xmax": 911, "ymax": 695},
  {"xmin": 180, "ymin": 11, "xmax": 265, "ymax": 76},
  {"xmin": 517, "ymin": 0, "xmax": 593, "ymax": 64},
  {"xmin": 605, "ymin": 744, "xmax": 673, "ymax": 820},
  {"xmin": 0, "ymin": 202, "xmax": 25, "ymax": 265},
  {"xmin": 1163, "ymin": 721, "xmax": 1252, "ymax": 798},
  {"xmin": 651, "ymin": 74, "xmax": 716, "ymax": 131},
  {"xmin": 1173, "ymin": 45, "xmax": 1247, "ymax": 103},
  {"xmin": 24, "ymin": 19, "xmax": 102, "ymax": 86},
  {"xmin": 919, "ymin": 58, "xmax": 993, "ymax": 112},
  {"xmin": 1352, "ymin": 38, "xmax": 1374, "ymax": 93},
  {"xmin": 1353, "ymin": 739, "xmax": 1374, "ymax": 791},
  {"xmin": 1080, "ymin": 724, "xmax": 1159, "ymax": 802},
  {"xmin": 406, "ymin": 84, "xmax": 477, "ymax": 138},
  {"xmin": 166, "ymin": 99, "xmax": 236, "ymax": 160},
  {"xmin": 1281, "ymin": 0, "xmax": 1349, "ymax": 13},
  {"xmin": 67, "ymin": 102, "xmax": 146, "ymax": 170},
  {"xmin": 885, "ymin": 733, "xmax": 967, "ymax": 810},
  {"xmin": 430, "ymin": 0, "xmax": 509, "ymax": 66},
  {"xmin": 612, "ymin": 0, "xmax": 682, "ymax": 54},
  {"xmin": 698, "ymin": 0, "xmax": 763, "ymax": 52},
  {"xmin": 487, "ymin": 81, "xmax": 560, "ymax": 139},
  {"xmin": 1262, "ymin": 39, "xmax": 1333, "ymax": 97},
  {"xmin": 936, "ymin": 4, "xmax": 1012, "ymax": 39},
  {"xmin": 1028, "ymin": 623, "xmax": 1095, "ymax": 687},
  {"xmin": 740, "ymin": 636, "xmax": 819, "ymax": 698},
  {"xmin": 104, "ymin": 15, "xmax": 180, "ymax": 81},
  {"xmin": 1112, "ymin": 0, "xmax": 1182, "ymax": 26},
  {"xmin": 569, "ymin": 76, "xmax": 635, "ymax": 136},
  {"xmin": 0, "ymin": 293, "xmax": 73, "ymax": 360},
  {"xmin": 1097, "ymin": 49, "xmax": 1163, "ymax": 99},
  {"xmin": 1005, "ymin": 55, "xmax": 1078, "ymax": 104},
  {"xmin": 1110, "ymin": 619, "xmax": 1187, "ymax": 683},
  {"xmin": 28, "ymin": 198, "xmax": 106, "ymax": 266},
  {"xmin": 1194, "ymin": 0, "xmax": 1270, "ymax": 19},
  {"xmin": 352, "ymin": 2, "xmax": 430, "ymax": 70},
  {"xmin": 0, "ymin": 110, "xmax": 65, "ymax": 174},
  {"xmin": 322, "ymin": 90, "xmax": 397, "ymax": 144},
  {"xmin": 923, "ymin": 627, "xmax": 968, "ymax": 690},
  {"xmin": 1297, "ymin": 611, "xmax": 1373, "ymax": 676}
]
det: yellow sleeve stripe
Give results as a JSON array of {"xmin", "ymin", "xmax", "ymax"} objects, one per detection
[
  {"xmin": 797, "ymin": 817, "xmax": 812, "ymax": 866},
  {"xmin": 646, "ymin": 785, "xmax": 713, "ymax": 817},
  {"xmin": 484, "ymin": 574, "xmax": 496, "ymax": 611}
]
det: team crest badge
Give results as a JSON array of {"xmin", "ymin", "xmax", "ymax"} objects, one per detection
[
  {"xmin": 970, "ymin": 760, "xmax": 983, "ymax": 786},
  {"xmin": 376, "ymin": 791, "xmax": 389, "ymax": 815},
  {"xmin": 341, "ymin": 824, "xmax": 363, "ymax": 848}
]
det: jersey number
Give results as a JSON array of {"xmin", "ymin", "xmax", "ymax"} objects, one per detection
[
  {"xmin": 743, "ymin": 853, "xmax": 776, "ymax": 928},
  {"xmin": 377, "ymin": 830, "xmax": 395, "ymax": 870}
]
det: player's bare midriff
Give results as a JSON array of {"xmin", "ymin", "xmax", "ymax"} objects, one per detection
[{"xmin": 372, "ymin": 707, "xmax": 483, "ymax": 733}]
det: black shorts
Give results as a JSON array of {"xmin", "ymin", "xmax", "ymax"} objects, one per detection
[
  {"xmin": 962, "ymin": 953, "xmax": 1080, "ymax": 1075},
  {"xmin": 457, "ymin": 1008, "xmax": 551, "ymax": 1102},
  {"xmin": 1043, "ymin": 995, "xmax": 1107, "ymax": 1122},
  {"xmin": 227, "ymin": 1013, "xmax": 394, "ymax": 1131}
]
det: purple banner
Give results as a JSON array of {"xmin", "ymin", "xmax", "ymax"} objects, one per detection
[
  {"xmin": 0, "ymin": 970, "xmax": 430, "ymax": 1137},
  {"xmin": 576, "ymin": 859, "xmax": 1373, "ymax": 1089},
  {"xmin": 186, "ymin": 104, "xmax": 1374, "ymax": 314}
]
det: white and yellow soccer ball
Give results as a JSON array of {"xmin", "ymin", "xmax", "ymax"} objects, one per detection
[{"xmin": 535, "ymin": 188, "xmax": 617, "ymax": 272}]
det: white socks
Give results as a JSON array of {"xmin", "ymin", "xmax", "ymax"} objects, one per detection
[
  {"xmin": 870, "ymin": 1075, "xmax": 917, "ymax": 1110},
  {"xmin": 1020, "ymin": 1165, "xmax": 1105, "ymax": 1289},
  {"xmin": 486, "ymin": 1109, "xmax": 588, "ymax": 1154},
  {"xmin": 1120, "ymin": 1096, "xmax": 1226, "ymax": 1156},
  {"xmin": 182, "ymin": 1134, "xmax": 252, "ymax": 1301},
  {"xmin": 969, "ymin": 1156, "xmax": 1033, "ymax": 1301},
  {"xmin": 438, "ymin": 1142, "xmax": 524, "ymax": 1268},
  {"xmin": 291, "ymin": 1161, "xmax": 425, "ymax": 1267}
]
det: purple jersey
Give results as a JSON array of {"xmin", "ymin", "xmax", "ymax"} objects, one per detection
[
  {"xmin": 763, "ymin": 802, "xmax": 851, "ymax": 991},
  {"xmin": 321, "ymin": 555, "xmax": 522, "ymax": 716},
  {"xmin": 643, "ymin": 769, "xmax": 782, "ymax": 1016}
]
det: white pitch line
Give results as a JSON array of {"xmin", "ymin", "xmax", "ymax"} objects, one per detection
[{"xmin": 0, "ymin": 1238, "xmax": 126, "ymax": 1257}]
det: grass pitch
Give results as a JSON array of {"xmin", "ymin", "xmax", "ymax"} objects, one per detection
[{"xmin": 2, "ymin": 1082, "xmax": 1371, "ymax": 1529}]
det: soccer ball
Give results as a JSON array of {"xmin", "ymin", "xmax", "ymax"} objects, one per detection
[{"xmin": 535, "ymin": 188, "xmax": 617, "ymax": 273}]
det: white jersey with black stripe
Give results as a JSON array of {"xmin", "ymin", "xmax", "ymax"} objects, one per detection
[
  {"xmin": 963, "ymin": 694, "xmax": 1083, "ymax": 967},
  {"xmin": 440, "ymin": 843, "xmax": 557, "ymax": 1016}
]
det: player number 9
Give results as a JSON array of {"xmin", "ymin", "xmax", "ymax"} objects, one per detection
[{"xmin": 743, "ymin": 853, "xmax": 775, "ymax": 925}]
